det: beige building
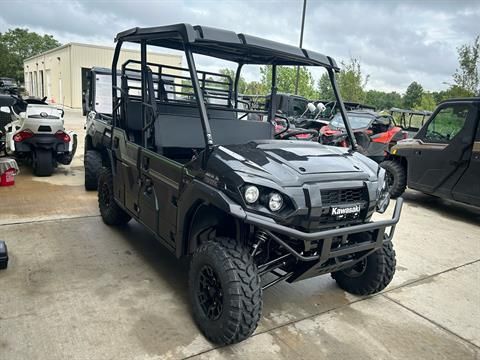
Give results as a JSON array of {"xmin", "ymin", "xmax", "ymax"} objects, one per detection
[{"xmin": 23, "ymin": 43, "xmax": 183, "ymax": 109}]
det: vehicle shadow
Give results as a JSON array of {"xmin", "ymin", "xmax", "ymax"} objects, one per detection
[
  {"xmin": 112, "ymin": 220, "xmax": 190, "ymax": 298},
  {"xmin": 403, "ymin": 190, "xmax": 480, "ymax": 226}
]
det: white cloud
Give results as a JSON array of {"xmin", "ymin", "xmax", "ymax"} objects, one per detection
[{"xmin": 0, "ymin": 0, "xmax": 478, "ymax": 93}]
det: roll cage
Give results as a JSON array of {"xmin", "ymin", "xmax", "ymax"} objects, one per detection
[{"xmin": 111, "ymin": 23, "xmax": 357, "ymax": 161}]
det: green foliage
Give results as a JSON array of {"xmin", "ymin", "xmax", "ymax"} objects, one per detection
[
  {"xmin": 416, "ymin": 92, "xmax": 436, "ymax": 111},
  {"xmin": 0, "ymin": 28, "xmax": 61, "ymax": 82},
  {"xmin": 403, "ymin": 81, "xmax": 423, "ymax": 108},
  {"xmin": 317, "ymin": 72, "xmax": 334, "ymax": 101},
  {"xmin": 365, "ymin": 90, "xmax": 403, "ymax": 110},
  {"xmin": 317, "ymin": 58, "xmax": 369, "ymax": 103},
  {"xmin": 337, "ymin": 58, "xmax": 369, "ymax": 102},
  {"xmin": 260, "ymin": 65, "xmax": 317, "ymax": 98},
  {"xmin": 452, "ymin": 35, "xmax": 479, "ymax": 95}
]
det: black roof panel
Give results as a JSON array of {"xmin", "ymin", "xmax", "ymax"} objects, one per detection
[{"xmin": 115, "ymin": 23, "xmax": 339, "ymax": 69}]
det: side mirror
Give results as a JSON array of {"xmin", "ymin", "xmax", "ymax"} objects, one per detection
[
  {"xmin": 0, "ymin": 106, "xmax": 10, "ymax": 113},
  {"xmin": 307, "ymin": 102, "xmax": 316, "ymax": 113},
  {"xmin": 316, "ymin": 102, "xmax": 326, "ymax": 113}
]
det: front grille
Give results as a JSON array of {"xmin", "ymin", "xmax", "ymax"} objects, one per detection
[{"xmin": 321, "ymin": 188, "xmax": 365, "ymax": 206}]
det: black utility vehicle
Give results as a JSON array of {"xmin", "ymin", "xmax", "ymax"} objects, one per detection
[
  {"xmin": 0, "ymin": 77, "xmax": 18, "ymax": 95},
  {"xmin": 98, "ymin": 24, "xmax": 402, "ymax": 345},
  {"xmin": 385, "ymin": 97, "xmax": 479, "ymax": 204},
  {"xmin": 83, "ymin": 67, "xmax": 115, "ymax": 190}
]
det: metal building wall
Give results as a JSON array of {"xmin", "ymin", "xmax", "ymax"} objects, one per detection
[
  {"xmin": 24, "ymin": 43, "xmax": 183, "ymax": 109},
  {"xmin": 24, "ymin": 45, "xmax": 71, "ymax": 104}
]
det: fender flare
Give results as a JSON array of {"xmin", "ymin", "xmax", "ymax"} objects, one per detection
[{"xmin": 175, "ymin": 180, "xmax": 246, "ymax": 257}]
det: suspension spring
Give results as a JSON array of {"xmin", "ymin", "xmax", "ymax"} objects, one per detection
[{"xmin": 251, "ymin": 230, "xmax": 269, "ymax": 257}]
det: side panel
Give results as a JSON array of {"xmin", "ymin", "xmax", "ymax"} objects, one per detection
[
  {"xmin": 138, "ymin": 149, "xmax": 183, "ymax": 248},
  {"xmin": 111, "ymin": 128, "xmax": 140, "ymax": 214},
  {"xmin": 406, "ymin": 102, "xmax": 476, "ymax": 198},
  {"xmin": 452, "ymin": 106, "xmax": 480, "ymax": 206}
]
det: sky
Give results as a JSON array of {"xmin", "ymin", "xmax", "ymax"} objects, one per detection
[{"xmin": 0, "ymin": 0, "xmax": 479, "ymax": 93}]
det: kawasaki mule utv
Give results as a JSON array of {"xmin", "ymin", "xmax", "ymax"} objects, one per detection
[{"xmin": 98, "ymin": 24, "xmax": 403, "ymax": 345}]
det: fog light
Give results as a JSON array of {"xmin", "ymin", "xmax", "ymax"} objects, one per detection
[
  {"xmin": 268, "ymin": 193, "xmax": 283, "ymax": 212},
  {"xmin": 244, "ymin": 185, "xmax": 259, "ymax": 204}
]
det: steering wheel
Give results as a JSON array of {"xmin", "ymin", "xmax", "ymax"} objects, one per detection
[
  {"xmin": 428, "ymin": 130, "xmax": 449, "ymax": 141},
  {"xmin": 273, "ymin": 114, "xmax": 290, "ymax": 138},
  {"xmin": 282, "ymin": 128, "xmax": 319, "ymax": 140}
]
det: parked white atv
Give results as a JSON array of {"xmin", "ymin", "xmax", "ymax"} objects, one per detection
[{"xmin": 1, "ymin": 96, "xmax": 77, "ymax": 176}]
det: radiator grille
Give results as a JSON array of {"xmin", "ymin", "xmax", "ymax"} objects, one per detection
[{"xmin": 321, "ymin": 188, "xmax": 365, "ymax": 206}]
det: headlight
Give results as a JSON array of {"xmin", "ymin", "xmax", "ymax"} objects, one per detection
[
  {"xmin": 244, "ymin": 185, "xmax": 260, "ymax": 204},
  {"xmin": 268, "ymin": 193, "xmax": 283, "ymax": 212}
]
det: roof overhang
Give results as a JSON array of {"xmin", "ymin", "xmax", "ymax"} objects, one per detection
[{"xmin": 115, "ymin": 23, "xmax": 339, "ymax": 70}]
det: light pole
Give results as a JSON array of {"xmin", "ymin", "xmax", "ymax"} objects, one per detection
[{"xmin": 294, "ymin": 0, "xmax": 307, "ymax": 95}]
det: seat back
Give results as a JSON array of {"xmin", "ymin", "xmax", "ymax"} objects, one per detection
[{"xmin": 154, "ymin": 104, "xmax": 273, "ymax": 149}]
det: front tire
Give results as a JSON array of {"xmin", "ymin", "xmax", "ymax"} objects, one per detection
[
  {"xmin": 332, "ymin": 235, "xmax": 396, "ymax": 295},
  {"xmin": 84, "ymin": 150, "xmax": 103, "ymax": 191},
  {"xmin": 98, "ymin": 167, "xmax": 131, "ymax": 225},
  {"xmin": 33, "ymin": 149, "xmax": 54, "ymax": 176},
  {"xmin": 189, "ymin": 238, "xmax": 262, "ymax": 345},
  {"xmin": 380, "ymin": 160, "xmax": 406, "ymax": 198}
]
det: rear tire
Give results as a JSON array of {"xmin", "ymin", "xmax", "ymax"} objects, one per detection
[
  {"xmin": 189, "ymin": 237, "xmax": 262, "ymax": 345},
  {"xmin": 98, "ymin": 167, "xmax": 131, "ymax": 225},
  {"xmin": 33, "ymin": 149, "xmax": 54, "ymax": 176},
  {"xmin": 332, "ymin": 234, "xmax": 396, "ymax": 295},
  {"xmin": 380, "ymin": 160, "xmax": 406, "ymax": 198},
  {"xmin": 84, "ymin": 150, "xmax": 103, "ymax": 191}
]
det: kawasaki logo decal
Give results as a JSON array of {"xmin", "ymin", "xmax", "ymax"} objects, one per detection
[{"xmin": 331, "ymin": 204, "xmax": 361, "ymax": 216}]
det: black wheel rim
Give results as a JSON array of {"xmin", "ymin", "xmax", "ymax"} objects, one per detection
[
  {"xmin": 343, "ymin": 259, "xmax": 367, "ymax": 277},
  {"xmin": 197, "ymin": 265, "xmax": 223, "ymax": 321},
  {"xmin": 100, "ymin": 183, "xmax": 111, "ymax": 207}
]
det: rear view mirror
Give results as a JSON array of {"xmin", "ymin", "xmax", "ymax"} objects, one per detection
[
  {"xmin": 316, "ymin": 102, "xmax": 326, "ymax": 113},
  {"xmin": 307, "ymin": 102, "xmax": 316, "ymax": 113}
]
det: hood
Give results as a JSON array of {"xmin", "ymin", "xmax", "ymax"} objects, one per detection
[{"xmin": 209, "ymin": 140, "xmax": 377, "ymax": 186}]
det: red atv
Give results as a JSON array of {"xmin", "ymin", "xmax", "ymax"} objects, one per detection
[{"xmin": 320, "ymin": 110, "xmax": 407, "ymax": 162}]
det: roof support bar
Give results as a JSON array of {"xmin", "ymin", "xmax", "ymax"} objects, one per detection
[
  {"xmin": 328, "ymin": 68, "xmax": 357, "ymax": 151},
  {"xmin": 269, "ymin": 65, "xmax": 277, "ymax": 123},
  {"xmin": 141, "ymin": 40, "xmax": 148, "ymax": 148},
  {"xmin": 111, "ymin": 41, "xmax": 122, "ymax": 127},
  {"xmin": 234, "ymin": 63, "xmax": 243, "ymax": 108},
  {"xmin": 184, "ymin": 46, "xmax": 214, "ymax": 161}
]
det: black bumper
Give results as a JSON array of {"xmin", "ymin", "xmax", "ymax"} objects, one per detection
[
  {"xmin": 243, "ymin": 198, "xmax": 403, "ymax": 282},
  {"xmin": 15, "ymin": 135, "xmax": 68, "ymax": 152}
]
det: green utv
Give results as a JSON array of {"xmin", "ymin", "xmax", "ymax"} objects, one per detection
[
  {"xmin": 98, "ymin": 24, "xmax": 403, "ymax": 345},
  {"xmin": 383, "ymin": 97, "xmax": 480, "ymax": 206}
]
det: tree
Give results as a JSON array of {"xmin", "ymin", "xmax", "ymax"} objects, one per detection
[
  {"xmin": 403, "ymin": 81, "xmax": 423, "ymax": 108},
  {"xmin": 452, "ymin": 35, "xmax": 479, "ymax": 95},
  {"xmin": 337, "ymin": 58, "xmax": 369, "ymax": 103},
  {"xmin": 0, "ymin": 28, "xmax": 61, "ymax": 81},
  {"xmin": 317, "ymin": 57, "xmax": 369, "ymax": 103},
  {"xmin": 416, "ymin": 92, "xmax": 436, "ymax": 111},
  {"xmin": 317, "ymin": 72, "xmax": 334, "ymax": 101},
  {"xmin": 365, "ymin": 90, "xmax": 403, "ymax": 110},
  {"xmin": 260, "ymin": 65, "xmax": 317, "ymax": 98}
]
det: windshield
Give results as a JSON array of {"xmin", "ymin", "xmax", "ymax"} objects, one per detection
[{"xmin": 330, "ymin": 113, "xmax": 373, "ymax": 130}]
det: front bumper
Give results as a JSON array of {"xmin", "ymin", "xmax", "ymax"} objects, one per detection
[{"xmin": 243, "ymin": 197, "xmax": 403, "ymax": 282}]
